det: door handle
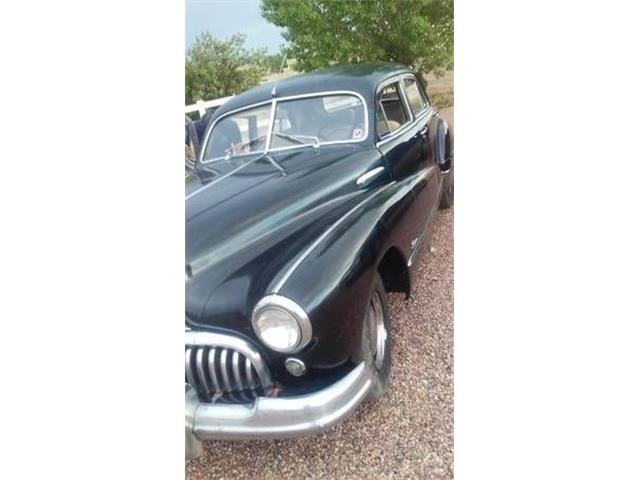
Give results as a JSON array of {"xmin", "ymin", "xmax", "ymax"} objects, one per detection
[
  {"xmin": 419, "ymin": 127, "xmax": 428, "ymax": 138},
  {"xmin": 356, "ymin": 166, "xmax": 385, "ymax": 186}
]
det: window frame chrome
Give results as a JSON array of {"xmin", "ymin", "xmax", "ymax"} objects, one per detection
[
  {"xmin": 402, "ymin": 74, "xmax": 430, "ymax": 117},
  {"xmin": 199, "ymin": 90, "xmax": 370, "ymax": 165},
  {"xmin": 375, "ymin": 73, "xmax": 435, "ymax": 148},
  {"xmin": 375, "ymin": 78, "xmax": 413, "ymax": 141}
]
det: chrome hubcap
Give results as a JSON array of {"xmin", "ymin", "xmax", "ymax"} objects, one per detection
[{"xmin": 367, "ymin": 291, "xmax": 387, "ymax": 370}]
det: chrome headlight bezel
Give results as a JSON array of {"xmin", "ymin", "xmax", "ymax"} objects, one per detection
[{"xmin": 251, "ymin": 295, "xmax": 312, "ymax": 353}]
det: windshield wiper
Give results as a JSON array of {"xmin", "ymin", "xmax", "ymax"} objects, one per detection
[
  {"xmin": 272, "ymin": 131, "xmax": 320, "ymax": 150},
  {"xmin": 223, "ymin": 135, "xmax": 266, "ymax": 159}
]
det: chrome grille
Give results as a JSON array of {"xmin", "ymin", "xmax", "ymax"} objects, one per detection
[{"xmin": 185, "ymin": 331, "xmax": 273, "ymax": 403}]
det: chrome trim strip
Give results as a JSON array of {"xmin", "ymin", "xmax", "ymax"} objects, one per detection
[
  {"xmin": 245, "ymin": 357, "xmax": 255, "ymax": 389},
  {"xmin": 272, "ymin": 183, "xmax": 393, "ymax": 293},
  {"xmin": 188, "ymin": 361, "xmax": 373, "ymax": 447},
  {"xmin": 208, "ymin": 348, "xmax": 221, "ymax": 393},
  {"xmin": 376, "ymin": 106, "xmax": 434, "ymax": 148},
  {"xmin": 375, "ymin": 72, "xmax": 434, "ymax": 147},
  {"xmin": 356, "ymin": 166, "xmax": 385, "ymax": 186},
  {"xmin": 219, "ymin": 349, "xmax": 232, "ymax": 392},
  {"xmin": 195, "ymin": 348, "xmax": 210, "ymax": 397},
  {"xmin": 232, "ymin": 351, "xmax": 244, "ymax": 391},
  {"xmin": 185, "ymin": 330, "xmax": 273, "ymax": 387},
  {"xmin": 199, "ymin": 90, "xmax": 370, "ymax": 165},
  {"xmin": 407, "ymin": 229, "xmax": 427, "ymax": 268},
  {"xmin": 400, "ymin": 73, "xmax": 430, "ymax": 117},
  {"xmin": 264, "ymin": 98, "xmax": 277, "ymax": 152},
  {"xmin": 185, "ymin": 349, "xmax": 198, "ymax": 391},
  {"xmin": 397, "ymin": 76, "xmax": 414, "ymax": 123},
  {"xmin": 378, "ymin": 98, "xmax": 391, "ymax": 134}
]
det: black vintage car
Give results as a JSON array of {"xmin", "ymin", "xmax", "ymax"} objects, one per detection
[{"xmin": 185, "ymin": 63, "xmax": 453, "ymax": 457}]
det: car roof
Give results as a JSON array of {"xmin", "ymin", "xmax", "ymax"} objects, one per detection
[{"xmin": 214, "ymin": 63, "xmax": 412, "ymax": 117}]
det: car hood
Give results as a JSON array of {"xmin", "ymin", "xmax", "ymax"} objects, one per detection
[{"xmin": 185, "ymin": 145, "xmax": 381, "ymax": 332}]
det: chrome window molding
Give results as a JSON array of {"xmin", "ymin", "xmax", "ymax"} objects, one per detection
[
  {"xmin": 264, "ymin": 97, "xmax": 277, "ymax": 151},
  {"xmin": 397, "ymin": 76, "xmax": 415, "ymax": 123},
  {"xmin": 199, "ymin": 90, "xmax": 370, "ymax": 165},
  {"xmin": 415, "ymin": 74, "xmax": 432, "ymax": 109},
  {"xmin": 375, "ymin": 76, "xmax": 413, "ymax": 141},
  {"xmin": 376, "ymin": 76, "xmax": 413, "ymax": 139},
  {"xmin": 377, "ymin": 99, "xmax": 392, "ymax": 135},
  {"xmin": 402, "ymin": 74, "xmax": 430, "ymax": 117},
  {"xmin": 375, "ymin": 106, "xmax": 434, "ymax": 148},
  {"xmin": 375, "ymin": 73, "xmax": 435, "ymax": 147},
  {"xmin": 201, "ymin": 150, "xmax": 262, "ymax": 165},
  {"xmin": 199, "ymin": 99, "xmax": 273, "ymax": 165}
]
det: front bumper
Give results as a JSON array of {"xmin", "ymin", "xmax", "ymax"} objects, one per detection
[{"xmin": 185, "ymin": 362, "xmax": 374, "ymax": 458}]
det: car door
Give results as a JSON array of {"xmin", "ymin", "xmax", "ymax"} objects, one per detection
[
  {"xmin": 400, "ymin": 74, "xmax": 441, "ymax": 259},
  {"xmin": 375, "ymin": 78, "xmax": 430, "ymax": 260}
]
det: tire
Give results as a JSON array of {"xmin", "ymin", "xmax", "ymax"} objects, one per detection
[{"xmin": 362, "ymin": 273, "xmax": 392, "ymax": 400}]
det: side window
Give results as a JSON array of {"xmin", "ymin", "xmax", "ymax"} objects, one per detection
[
  {"xmin": 416, "ymin": 77, "xmax": 431, "ymax": 107},
  {"xmin": 403, "ymin": 76, "xmax": 428, "ymax": 115},
  {"xmin": 377, "ymin": 82, "xmax": 410, "ymax": 139},
  {"xmin": 376, "ymin": 103, "xmax": 390, "ymax": 137}
]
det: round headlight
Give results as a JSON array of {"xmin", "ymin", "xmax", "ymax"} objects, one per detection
[{"xmin": 252, "ymin": 295, "xmax": 312, "ymax": 353}]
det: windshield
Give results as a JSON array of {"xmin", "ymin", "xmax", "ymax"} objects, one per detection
[
  {"xmin": 202, "ymin": 103, "xmax": 271, "ymax": 161},
  {"xmin": 202, "ymin": 93, "xmax": 366, "ymax": 163}
]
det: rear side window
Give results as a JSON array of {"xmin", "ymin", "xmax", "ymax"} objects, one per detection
[
  {"xmin": 403, "ymin": 76, "xmax": 428, "ymax": 115},
  {"xmin": 377, "ymin": 82, "xmax": 409, "ymax": 139}
]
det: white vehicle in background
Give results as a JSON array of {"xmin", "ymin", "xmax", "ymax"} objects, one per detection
[{"xmin": 185, "ymin": 96, "xmax": 234, "ymax": 119}]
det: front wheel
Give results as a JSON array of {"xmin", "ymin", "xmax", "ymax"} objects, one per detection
[{"xmin": 362, "ymin": 273, "xmax": 392, "ymax": 400}]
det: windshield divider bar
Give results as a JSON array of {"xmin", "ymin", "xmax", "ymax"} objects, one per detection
[{"xmin": 264, "ymin": 99, "xmax": 277, "ymax": 153}]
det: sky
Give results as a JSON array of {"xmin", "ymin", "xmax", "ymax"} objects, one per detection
[{"xmin": 186, "ymin": 0, "xmax": 285, "ymax": 54}]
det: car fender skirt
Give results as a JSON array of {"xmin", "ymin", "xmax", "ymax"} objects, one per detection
[{"xmin": 185, "ymin": 362, "xmax": 374, "ymax": 456}]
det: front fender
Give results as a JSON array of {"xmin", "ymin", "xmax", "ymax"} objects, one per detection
[{"xmin": 274, "ymin": 180, "xmax": 415, "ymax": 371}]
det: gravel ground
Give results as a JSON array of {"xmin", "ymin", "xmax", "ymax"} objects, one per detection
[{"xmin": 187, "ymin": 206, "xmax": 454, "ymax": 480}]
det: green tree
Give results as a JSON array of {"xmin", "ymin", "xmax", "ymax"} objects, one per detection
[
  {"xmin": 185, "ymin": 32, "xmax": 268, "ymax": 105},
  {"xmin": 261, "ymin": 0, "xmax": 453, "ymax": 74}
]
